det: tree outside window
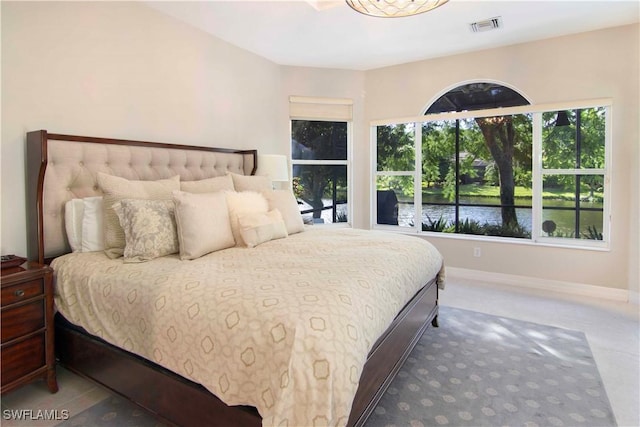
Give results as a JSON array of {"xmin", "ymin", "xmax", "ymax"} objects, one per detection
[
  {"xmin": 291, "ymin": 120, "xmax": 349, "ymax": 224},
  {"xmin": 417, "ymin": 115, "xmax": 533, "ymax": 237},
  {"xmin": 541, "ymin": 107, "xmax": 606, "ymax": 240}
]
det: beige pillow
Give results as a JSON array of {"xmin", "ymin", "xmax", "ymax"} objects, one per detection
[
  {"xmin": 97, "ymin": 173, "xmax": 180, "ymax": 258},
  {"xmin": 238, "ymin": 209, "xmax": 288, "ymax": 248},
  {"xmin": 180, "ymin": 175, "xmax": 234, "ymax": 193},
  {"xmin": 261, "ymin": 190, "xmax": 305, "ymax": 235},
  {"xmin": 225, "ymin": 191, "xmax": 269, "ymax": 246},
  {"xmin": 114, "ymin": 199, "xmax": 179, "ymax": 263},
  {"xmin": 230, "ymin": 173, "xmax": 272, "ymax": 192},
  {"xmin": 172, "ymin": 190, "xmax": 235, "ymax": 260}
]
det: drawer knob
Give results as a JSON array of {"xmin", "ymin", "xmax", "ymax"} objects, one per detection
[{"xmin": 14, "ymin": 289, "xmax": 25, "ymax": 297}]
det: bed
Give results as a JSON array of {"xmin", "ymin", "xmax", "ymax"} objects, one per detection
[{"xmin": 25, "ymin": 129, "xmax": 444, "ymax": 427}]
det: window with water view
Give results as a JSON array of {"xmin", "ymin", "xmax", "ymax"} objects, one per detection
[{"xmin": 374, "ymin": 83, "xmax": 609, "ymax": 246}]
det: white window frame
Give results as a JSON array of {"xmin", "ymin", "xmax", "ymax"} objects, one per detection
[
  {"xmin": 371, "ymin": 98, "xmax": 612, "ymax": 250},
  {"xmin": 290, "ymin": 97, "xmax": 353, "ymax": 227}
]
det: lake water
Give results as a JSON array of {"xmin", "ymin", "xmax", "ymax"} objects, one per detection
[
  {"xmin": 300, "ymin": 196, "xmax": 603, "ymax": 237},
  {"xmin": 397, "ymin": 196, "xmax": 603, "ymax": 236}
]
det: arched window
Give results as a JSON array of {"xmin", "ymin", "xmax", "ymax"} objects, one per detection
[
  {"xmin": 425, "ymin": 82, "xmax": 529, "ymax": 114},
  {"xmin": 422, "ymin": 82, "xmax": 533, "ymax": 237}
]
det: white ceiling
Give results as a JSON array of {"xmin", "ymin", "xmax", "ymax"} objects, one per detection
[{"xmin": 145, "ymin": 0, "xmax": 640, "ymax": 71}]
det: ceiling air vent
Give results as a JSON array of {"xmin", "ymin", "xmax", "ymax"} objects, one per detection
[{"xmin": 470, "ymin": 17, "xmax": 502, "ymax": 33}]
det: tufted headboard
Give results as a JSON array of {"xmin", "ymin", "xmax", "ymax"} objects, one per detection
[{"xmin": 26, "ymin": 130, "xmax": 257, "ymax": 263}]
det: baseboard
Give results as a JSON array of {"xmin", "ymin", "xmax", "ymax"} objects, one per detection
[
  {"xmin": 629, "ymin": 291, "xmax": 640, "ymax": 306},
  {"xmin": 446, "ymin": 267, "xmax": 630, "ymax": 303}
]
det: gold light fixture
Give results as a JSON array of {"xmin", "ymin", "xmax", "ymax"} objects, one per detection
[{"xmin": 345, "ymin": 0, "xmax": 449, "ymax": 17}]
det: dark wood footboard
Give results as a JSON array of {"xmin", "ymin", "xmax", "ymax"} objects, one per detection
[
  {"xmin": 348, "ymin": 277, "xmax": 438, "ymax": 426},
  {"xmin": 56, "ymin": 317, "xmax": 261, "ymax": 427},
  {"xmin": 55, "ymin": 278, "xmax": 438, "ymax": 427}
]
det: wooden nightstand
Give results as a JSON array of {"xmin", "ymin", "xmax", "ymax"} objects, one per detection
[{"xmin": 1, "ymin": 261, "xmax": 58, "ymax": 394}]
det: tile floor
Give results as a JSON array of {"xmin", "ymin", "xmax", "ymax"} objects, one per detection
[{"xmin": 2, "ymin": 277, "xmax": 638, "ymax": 427}]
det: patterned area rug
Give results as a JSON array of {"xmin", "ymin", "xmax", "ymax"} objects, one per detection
[
  {"xmin": 59, "ymin": 306, "xmax": 616, "ymax": 427},
  {"xmin": 366, "ymin": 306, "xmax": 616, "ymax": 427}
]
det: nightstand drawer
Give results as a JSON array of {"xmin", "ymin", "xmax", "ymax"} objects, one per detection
[
  {"xmin": 1, "ymin": 334, "xmax": 46, "ymax": 386},
  {"xmin": 1, "ymin": 262, "xmax": 56, "ymax": 394},
  {"xmin": 1, "ymin": 300, "xmax": 45, "ymax": 343},
  {"xmin": 1, "ymin": 279, "xmax": 44, "ymax": 307}
]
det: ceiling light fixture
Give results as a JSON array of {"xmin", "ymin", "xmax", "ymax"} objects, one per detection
[{"xmin": 345, "ymin": 0, "xmax": 449, "ymax": 18}]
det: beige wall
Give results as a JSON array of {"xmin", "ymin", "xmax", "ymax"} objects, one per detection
[
  {"xmin": 364, "ymin": 24, "xmax": 639, "ymax": 293},
  {"xmin": 2, "ymin": 2, "xmax": 637, "ymax": 295},
  {"xmin": 1, "ymin": 1, "xmax": 287, "ymax": 256}
]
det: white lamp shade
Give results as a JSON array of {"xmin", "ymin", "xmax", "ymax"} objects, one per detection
[{"xmin": 256, "ymin": 154, "xmax": 289, "ymax": 182}]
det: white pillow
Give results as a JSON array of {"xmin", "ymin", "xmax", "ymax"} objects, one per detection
[
  {"xmin": 261, "ymin": 190, "xmax": 305, "ymax": 235},
  {"xmin": 64, "ymin": 199, "xmax": 84, "ymax": 252},
  {"xmin": 172, "ymin": 190, "xmax": 236, "ymax": 260},
  {"xmin": 225, "ymin": 191, "xmax": 269, "ymax": 246},
  {"xmin": 238, "ymin": 209, "xmax": 288, "ymax": 248},
  {"xmin": 64, "ymin": 196, "xmax": 105, "ymax": 253},
  {"xmin": 81, "ymin": 196, "xmax": 104, "ymax": 252}
]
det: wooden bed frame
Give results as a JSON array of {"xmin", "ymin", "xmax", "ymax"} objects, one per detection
[{"xmin": 25, "ymin": 130, "xmax": 439, "ymax": 427}]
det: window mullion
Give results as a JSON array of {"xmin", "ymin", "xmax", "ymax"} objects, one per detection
[
  {"xmin": 375, "ymin": 171, "xmax": 415, "ymax": 176},
  {"xmin": 292, "ymin": 160, "xmax": 347, "ymax": 166},
  {"xmin": 603, "ymin": 105, "xmax": 613, "ymax": 243},
  {"xmin": 541, "ymin": 169, "xmax": 605, "ymax": 175},
  {"xmin": 414, "ymin": 123, "xmax": 422, "ymax": 233},
  {"xmin": 371, "ymin": 125, "xmax": 377, "ymax": 227},
  {"xmin": 532, "ymin": 112, "xmax": 543, "ymax": 242}
]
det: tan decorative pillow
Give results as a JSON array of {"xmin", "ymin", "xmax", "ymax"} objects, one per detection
[
  {"xmin": 172, "ymin": 190, "xmax": 236, "ymax": 260},
  {"xmin": 114, "ymin": 199, "xmax": 179, "ymax": 263},
  {"xmin": 225, "ymin": 191, "xmax": 269, "ymax": 246},
  {"xmin": 180, "ymin": 175, "xmax": 234, "ymax": 193},
  {"xmin": 97, "ymin": 173, "xmax": 180, "ymax": 258},
  {"xmin": 230, "ymin": 173, "xmax": 272, "ymax": 192},
  {"xmin": 261, "ymin": 189, "xmax": 305, "ymax": 235},
  {"xmin": 238, "ymin": 209, "xmax": 288, "ymax": 248}
]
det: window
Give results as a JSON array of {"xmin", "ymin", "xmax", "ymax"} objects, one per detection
[
  {"xmin": 418, "ymin": 114, "xmax": 534, "ymax": 238},
  {"xmin": 540, "ymin": 107, "xmax": 607, "ymax": 241},
  {"xmin": 290, "ymin": 97, "xmax": 352, "ymax": 224},
  {"xmin": 373, "ymin": 86, "xmax": 610, "ymax": 248}
]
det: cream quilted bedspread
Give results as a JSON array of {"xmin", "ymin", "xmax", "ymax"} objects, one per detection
[{"xmin": 52, "ymin": 228, "xmax": 444, "ymax": 427}]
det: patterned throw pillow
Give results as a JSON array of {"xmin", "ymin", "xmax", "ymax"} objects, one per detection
[
  {"xmin": 114, "ymin": 199, "xmax": 179, "ymax": 263},
  {"xmin": 97, "ymin": 173, "xmax": 180, "ymax": 259}
]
